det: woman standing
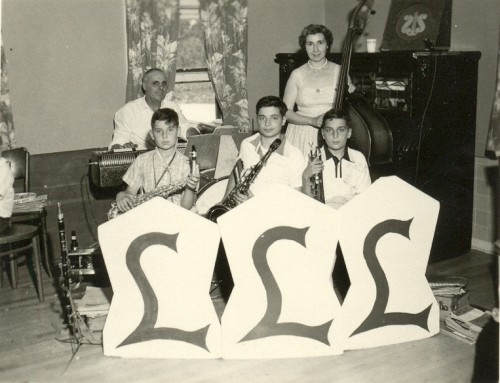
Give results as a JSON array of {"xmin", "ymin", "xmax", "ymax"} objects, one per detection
[{"xmin": 283, "ymin": 24, "xmax": 354, "ymax": 157}]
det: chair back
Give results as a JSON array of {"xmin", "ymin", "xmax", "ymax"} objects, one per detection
[{"xmin": 1, "ymin": 147, "xmax": 30, "ymax": 192}]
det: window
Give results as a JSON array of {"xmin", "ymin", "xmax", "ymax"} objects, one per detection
[{"xmin": 175, "ymin": 0, "xmax": 218, "ymax": 124}]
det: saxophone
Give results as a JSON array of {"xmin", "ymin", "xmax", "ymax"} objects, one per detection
[
  {"xmin": 309, "ymin": 146, "xmax": 325, "ymax": 203},
  {"xmin": 205, "ymin": 138, "xmax": 282, "ymax": 222},
  {"xmin": 107, "ymin": 179, "xmax": 186, "ymax": 220}
]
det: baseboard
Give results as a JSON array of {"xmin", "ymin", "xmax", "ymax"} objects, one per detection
[{"xmin": 471, "ymin": 238, "xmax": 496, "ymax": 255}]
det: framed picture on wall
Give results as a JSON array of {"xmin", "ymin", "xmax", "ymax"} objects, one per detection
[{"xmin": 381, "ymin": 0, "xmax": 452, "ymax": 51}]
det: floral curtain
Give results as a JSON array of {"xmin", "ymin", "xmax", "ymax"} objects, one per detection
[
  {"xmin": 125, "ymin": 0, "xmax": 180, "ymax": 102},
  {"xmin": 200, "ymin": 0, "xmax": 249, "ymax": 132},
  {"xmin": 0, "ymin": 40, "xmax": 16, "ymax": 150}
]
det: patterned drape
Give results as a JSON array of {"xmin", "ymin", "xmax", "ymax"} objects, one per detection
[
  {"xmin": 125, "ymin": 0, "xmax": 180, "ymax": 102},
  {"xmin": 486, "ymin": 43, "xmax": 500, "ymax": 157},
  {"xmin": 200, "ymin": 0, "xmax": 249, "ymax": 132},
  {"xmin": 0, "ymin": 41, "xmax": 16, "ymax": 150}
]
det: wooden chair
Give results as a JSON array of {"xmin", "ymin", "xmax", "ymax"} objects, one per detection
[
  {"xmin": 1, "ymin": 147, "xmax": 52, "ymax": 277},
  {"xmin": 0, "ymin": 224, "xmax": 44, "ymax": 301}
]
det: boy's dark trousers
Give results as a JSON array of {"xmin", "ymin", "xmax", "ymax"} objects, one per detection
[{"xmin": 0, "ymin": 217, "xmax": 11, "ymax": 235}]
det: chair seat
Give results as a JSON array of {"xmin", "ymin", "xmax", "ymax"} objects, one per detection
[
  {"xmin": 0, "ymin": 223, "xmax": 44, "ymax": 301},
  {"xmin": 0, "ymin": 224, "xmax": 39, "ymax": 246}
]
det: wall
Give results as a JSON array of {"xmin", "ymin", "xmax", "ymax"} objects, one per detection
[
  {"xmin": 472, "ymin": 157, "xmax": 499, "ymax": 254},
  {"xmin": 246, "ymin": 0, "xmax": 325, "ymax": 125},
  {"xmin": 2, "ymin": 0, "xmax": 126, "ymax": 154}
]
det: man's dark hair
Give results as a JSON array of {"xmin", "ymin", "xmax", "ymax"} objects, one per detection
[
  {"xmin": 151, "ymin": 108, "xmax": 179, "ymax": 128},
  {"xmin": 256, "ymin": 96, "xmax": 288, "ymax": 117},
  {"xmin": 321, "ymin": 108, "xmax": 349, "ymax": 128}
]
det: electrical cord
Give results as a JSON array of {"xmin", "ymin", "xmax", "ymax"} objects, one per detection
[
  {"xmin": 80, "ymin": 172, "xmax": 99, "ymax": 242},
  {"xmin": 414, "ymin": 55, "xmax": 438, "ymax": 184}
]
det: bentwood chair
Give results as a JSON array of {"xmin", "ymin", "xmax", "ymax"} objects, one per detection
[
  {"xmin": 1, "ymin": 147, "xmax": 51, "ymax": 277},
  {"xmin": 0, "ymin": 224, "xmax": 44, "ymax": 301}
]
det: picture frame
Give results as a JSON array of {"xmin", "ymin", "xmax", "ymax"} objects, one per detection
[{"xmin": 381, "ymin": 0, "xmax": 452, "ymax": 51}]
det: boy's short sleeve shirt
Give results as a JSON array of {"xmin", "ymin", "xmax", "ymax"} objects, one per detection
[
  {"xmin": 122, "ymin": 148, "xmax": 189, "ymax": 205},
  {"xmin": 238, "ymin": 133, "xmax": 305, "ymax": 195}
]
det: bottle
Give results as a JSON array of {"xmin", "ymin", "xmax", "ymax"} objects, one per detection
[{"xmin": 70, "ymin": 231, "xmax": 78, "ymax": 251}]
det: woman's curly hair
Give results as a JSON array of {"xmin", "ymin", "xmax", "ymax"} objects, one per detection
[{"xmin": 299, "ymin": 24, "xmax": 333, "ymax": 51}]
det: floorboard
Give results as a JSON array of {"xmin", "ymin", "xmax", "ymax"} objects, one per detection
[{"xmin": 0, "ymin": 250, "xmax": 497, "ymax": 383}]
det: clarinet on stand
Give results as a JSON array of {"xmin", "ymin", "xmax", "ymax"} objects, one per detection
[
  {"xmin": 56, "ymin": 203, "xmax": 99, "ymax": 368},
  {"xmin": 57, "ymin": 203, "xmax": 73, "ymax": 332}
]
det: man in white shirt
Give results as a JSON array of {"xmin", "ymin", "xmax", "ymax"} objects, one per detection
[{"xmin": 109, "ymin": 68, "xmax": 199, "ymax": 150}]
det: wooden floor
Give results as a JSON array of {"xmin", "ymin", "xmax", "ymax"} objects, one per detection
[{"xmin": 0, "ymin": 250, "xmax": 497, "ymax": 383}]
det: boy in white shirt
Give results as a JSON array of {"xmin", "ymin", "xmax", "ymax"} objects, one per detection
[
  {"xmin": 302, "ymin": 108, "xmax": 371, "ymax": 209},
  {"xmin": 224, "ymin": 95, "xmax": 305, "ymax": 206}
]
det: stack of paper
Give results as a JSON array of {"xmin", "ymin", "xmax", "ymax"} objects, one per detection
[
  {"xmin": 440, "ymin": 305, "xmax": 492, "ymax": 344},
  {"xmin": 428, "ymin": 276, "xmax": 468, "ymax": 296},
  {"xmin": 12, "ymin": 194, "xmax": 49, "ymax": 213}
]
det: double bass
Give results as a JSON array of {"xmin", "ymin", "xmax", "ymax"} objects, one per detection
[{"xmin": 324, "ymin": 0, "xmax": 393, "ymax": 174}]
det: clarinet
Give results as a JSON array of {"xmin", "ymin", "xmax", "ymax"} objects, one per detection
[
  {"xmin": 309, "ymin": 146, "xmax": 325, "ymax": 203},
  {"xmin": 57, "ymin": 203, "xmax": 73, "ymax": 327},
  {"xmin": 205, "ymin": 138, "xmax": 282, "ymax": 222},
  {"xmin": 190, "ymin": 145, "xmax": 197, "ymax": 175}
]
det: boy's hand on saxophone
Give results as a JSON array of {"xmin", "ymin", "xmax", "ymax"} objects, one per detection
[
  {"xmin": 116, "ymin": 191, "xmax": 135, "ymax": 212},
  {"xmin": 232, "ymin": 189, "xmax": 253, "ymax": 206}
]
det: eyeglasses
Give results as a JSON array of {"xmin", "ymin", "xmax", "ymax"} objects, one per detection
[{"xmin": 323, "ymin": 126, "xmax": 348, "ymax": 135}]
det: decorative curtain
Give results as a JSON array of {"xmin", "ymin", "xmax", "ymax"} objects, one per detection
[
  {"xmin": 125, "ymin": 0, "xmax": 180, "ymax": 102},
  {"xmin": 200, "ymin": 0, "xmax": 249, "ymax": 132},
  {"xmin": 486, "ymin": 43, "xmax": 500, "ymax": 157},
  {"xmin": 0, "ymin": 40, "xmax": 16, "ymax": 150}
]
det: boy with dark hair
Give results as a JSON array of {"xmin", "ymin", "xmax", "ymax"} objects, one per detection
[
  {"xmin": 302, "ymin": 108, "xmax": 371, "ymax": 209},
  {"xmin": 224, "ymin": 95, "xmax": 305, "ymax": 205},
  {"xmin": 115, "ymin": 108, "xmax": 199, "ymax": 212}
]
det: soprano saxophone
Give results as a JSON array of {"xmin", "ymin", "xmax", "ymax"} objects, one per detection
[
  {"xmin": 205, "ymin": 138, "xmax": 282, "ymax": 222},
  {"xmin": 309, "ymin": 146, "xmax": 325, "ymax": 203},
  {"xmin": 107, "ymin": 179, "xmax": 186, "ymax": 220}
]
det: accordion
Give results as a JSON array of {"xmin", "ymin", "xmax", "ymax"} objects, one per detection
[
  {"xmin": 88, "ymin": 142, "xmax": 187, "ymax": 193},
  {"xmin": 89, "ymin": 149, "xmax": 149, "ymax": 190}
]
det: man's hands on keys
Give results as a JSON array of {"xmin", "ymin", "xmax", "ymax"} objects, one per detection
[{"xmin": 111, "ymin": 142, "xmax": 138, "ymax": 150}]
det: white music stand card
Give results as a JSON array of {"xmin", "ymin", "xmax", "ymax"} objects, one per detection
[
  {"xmin": 218, "ymin": 185, "xmax": 342, "ymax": 359},
  {"xmin": 98, "ymin": 197, "xmax": 222, "ymax": 358},
  {"xmin": 329, "ymin": 176, "xmax": 440, "ymax": 352}
]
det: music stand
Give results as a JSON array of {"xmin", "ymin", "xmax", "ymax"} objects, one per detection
[{"xmin": 56, "ymin": 271, "xmax": 102, "ymax": 373}]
